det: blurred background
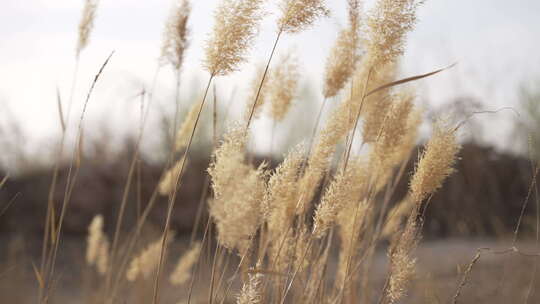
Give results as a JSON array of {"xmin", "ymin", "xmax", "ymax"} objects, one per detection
[{"xmin": 1, "ymin": 0, "xmax": 540, "ymax": 302}]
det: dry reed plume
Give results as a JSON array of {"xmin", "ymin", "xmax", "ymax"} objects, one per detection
[
  {"xmin": 386, "ymin": 217, "xmax": 419, "ymax": 304},
  {"xmin": 237, "ymin": 272, "xmax": 263, "ymax": 304},
  {"xmin": 174, "ymin": 101, "xmax": 201, "ymax": 152},
  {"xmin": 28, "ymin": 0, "xmax": 475, "ymax": 303},
  {"xmin": 268, "ymin": 52, "xmax": 300, "ymax": 121},
  {"xmin": 278, "ymin": 0, "xmax": 330, "ymax": 33},
  {"xmin": 365, "ymin": 0, "xmax": 422, "ymax": 69},
  {"xmin": 169, "ymin": 242, "xmax": 201, "ymax": 286},
  {"xmin": 382, "ymin": 118, "xmax": 460, "ymax": 303},
  {"xmin": 244, "ymin": 0, "xmax": 329, "ymax": 129},
  {"xmin": 126, "ymin": 234, "xmax": 175, "ymax": 281},
  {"xmin": 312, "ymin": 157, "xmax": 368, "ymax": 239},
  {"xmin": 158, "ymin": 156, "xmax": 188, "ymax": 196},
  {"xmin": 265, "ymin": 144, "xmax": 305, "ymax": 236},
  {"xmin": 208, "ymin": 124, "xmax": 267, "ymax": 253},
  {"xmin": 410, "ymin": 119, "xmax": 460, "ymax": 203},
  {"xmin": 160, "ymin": 0, "xmax": 191, "ymax": 70},
  {"xmin": 296, "ymin": 96, "xmax": 353, "ymax": 214},
  {"xmin": 322, "ymin": 0, "xmax": 361, "ymax": 99},
  {"xmin": 77, "ymin": 0, "xmax": 99, "ymax": 56},
  {"xmin": 204, "ymin": 0, "xmax": 265, "ymax": 76},
  {"xmin": 245, "ymin": 63, "xmax": 270, "ymax": 120},
  {"xmin": 86, "ymin": 214, "xmax": 109, "ymax": 275}
]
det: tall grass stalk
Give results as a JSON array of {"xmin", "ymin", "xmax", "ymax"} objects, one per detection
[
  {"xmin": 152, "ymin": 75, "xmax": 214, "ymax": 304},
  {"xmin": 39, "ymin": 51, "xmax": 113, "ymax": 303}
]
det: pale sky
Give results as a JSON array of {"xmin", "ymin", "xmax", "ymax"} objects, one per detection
[{"xmin": 1, "ymin": 0, "xmax": 540, "ymax": 167}]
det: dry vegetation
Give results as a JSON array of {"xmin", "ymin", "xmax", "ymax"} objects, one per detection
[{"xmin": 1, "ymin": 0, "xmax": 539, "ymax": 303}]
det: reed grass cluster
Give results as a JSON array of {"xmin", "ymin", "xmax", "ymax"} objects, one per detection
[{"xmin": 32, "ymin": 0, "xmax": 471, "ymax": 303}]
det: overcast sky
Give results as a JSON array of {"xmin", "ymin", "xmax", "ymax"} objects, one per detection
[{"xmin": 1, "ymin": 0, "xmax": 540, "ymax": 161}]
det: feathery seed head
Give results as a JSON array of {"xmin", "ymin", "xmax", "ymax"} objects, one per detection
[
  {"xmin": 387, "ymin": 216, "xmax": 419, "ymax": 303},
  {"xmin": 365, "ymin": 0, "xmax": 422, "ymax": 69},
  {"xmin": 409, "ymin": 119, "xmax": 460, "ymax": 203},
  {"xmin": 359, "ymin": 62, "xmax": 397, "ymax": 143},
  {"xmin": 244, "ymin": 63, "xmax": 270, "ymax": 120},
  {"xmin": 208, "ymin": 123, "xmax": 267, "ymax": 253},
  {"xmin": 86, "ymin": 214, "xmax": 104, "ymax": 265},
  {"xmin": 175, "ymin": 100, "xmax": 201, "ymax": 152},
  {"xmin": 158, "ymin": 156, "xmax": 188, "ymax": 196},
  {"xmin": 388, "ymin": 244, "xmax": 416, "ymax": 303},
  {"xmin": 312, "ymin": 158, "xmax": 367, "ymax": 238},
  {"xmin": 160, "ymin": 0, "xmax": 191, "ymax": 70},
  {"xmin": 347, "ymin": 0, "xmax": 362, "ymax": 30},
  {"xmin": 265, "ymin": 144, "xmax": 305, "ymax": 236},
  {"xmin": 236, "ymin": 272, "xmax": 263, "ymax": 304},
  {"xmin": 293, "ymin": 227, "xmax": 311, "ymax": 273},
  {"xmin": 322, "ymin": 0, "xmax": 362, "ymax": 98},
  {"xmin": 278, "ymin": 0, "xmax": 330, "ymax": 34},
  {"xmin": 392, "ymin": 105, "xmax": 423, "ymax": 164},
  {"xmin": 208, "ymin": 123, "xmax": 247, "ymax": 199},
  {"xmin": 86, "ymin": 214, "xmax": 110, "ymax": 275},
  {"xmin": 169, "ymin": 242, "xmax": 202, "ymax": 286},
  {"xmin": 269, "ymin": 52, "xmax": 300, "ymax": 121},
  {"xmin": 336, "ymin": 199, "xmax": 369, "ymax": 285},
  {"xmin": 96, "ymin": 240, "xmax": 109, "ymax": 275},
  {"xmin": 296, "ymin": 97, "xmax": 352, "ymax": 214},
  {"xmin": 126, "ymin": 234, "xmax": 174, "ymax": 281},
  {"xmin": 323, "ymin": 27, "xmax": 360, "ymax": 99},
  {"xmin": 268, "ymin": 230, "xmax": 295, "ymax": 273},
  {"xmin": 204, "ymin": 0, "xmax": 265, "ymax": 76},
  {"xmin": 372, "ymin": 92, "xmax": 414, "ymax": 173},
  {"xmin": 77, "ymin": 0, "xmax": 99, "ymax": 56}
]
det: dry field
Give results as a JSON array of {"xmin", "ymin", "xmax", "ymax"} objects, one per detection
[{"xmin": 1, "ymin": 237, "xmax": 538, "ymax": 303}]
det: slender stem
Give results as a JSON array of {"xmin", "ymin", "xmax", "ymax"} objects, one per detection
[
  {"xmin": 306, "ymin": 98, "xmax": 327, "ymax": 158},
  {"xmin": 525, "ymin": 157, "xmax": 540, "ymax": 303},
  {"xmin": 245, "ymin": 31, "xmax": 282, "ymax": 130},
  {"xmin": 187, "ymin": 216, "xmax": 213, "ymax": 304},
  {"xmin": 106, "ymin": 66, "xmax": 162, "ymax": 301},
  {"xmin": 152, "ymin": 74, "xmax": 214, "ymax": 304},
  {"xmin": 39, "ymin": 54, "xmax": 80, "ymax": 301},
  {"xmin": 208, "ymin": 84, "xmax": 219, "ymax": 304},
  {"xmin": 208, "ymin": 244, "xmax": 222, "ymax": 304},
  {"xmin": 343, "ymin": 68, "xmax": 372, "ymax": 171},
  {"xmin": 280, "ymin": 238, "xmax": 314, "ymax": 304},
  {"xmin": 41, "ymin": 52, "xmax": 113, "ymax": 303},
  {"xmin": 65, "ymin": 56, "xmax": 80, "ymax": 128},
  {"xmin": 190, "ymin": 175, "xmax": 210, "ymax": 244},
  {"xmin": 172, "ymin": 68, "xmax": 182, "ymax": 146},
  {"xmin": 190, "ymin": 84, "xmax": 220, "ymax": 244},
  {"xmin": 213, "ymin": 83, "xmax": 218, "ymax": 148},
  {"xmin": 217, "ymin": 240, "xmax": 254, "ymax": 304},
  {"xmin": 104, "ymin": 92, "xmax": 146, "ymax": 296},
  {"xmin": 108, "ymin": 189, "xmax": 161, "ymax": 302}
]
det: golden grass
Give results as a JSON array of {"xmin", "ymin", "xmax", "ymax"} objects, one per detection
[{"xmin": 8, "ymin": 0, "xmax": 512, "ymax": 303}]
